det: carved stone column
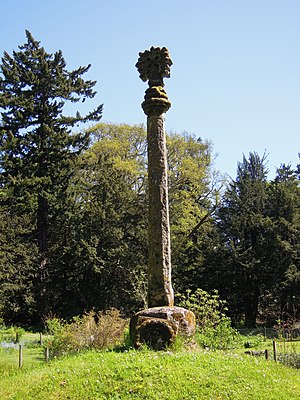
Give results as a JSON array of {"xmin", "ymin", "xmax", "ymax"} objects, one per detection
[
  {"xmin": 130, "ymin": 47, "xmax": 196, "ymax": 349},
  {"xmin": 136, "ymin": 47, "xmax": 174, "ymax": 307}
]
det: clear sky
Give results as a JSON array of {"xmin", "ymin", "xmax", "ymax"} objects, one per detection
[{"xmin": 1, "ymin": 0, "xmax": 299, "ymax": 179}]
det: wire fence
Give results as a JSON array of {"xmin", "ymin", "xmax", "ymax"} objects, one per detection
[{"xmin": 237, "ymin": 327, "xmax": 300, "ymax": 340}]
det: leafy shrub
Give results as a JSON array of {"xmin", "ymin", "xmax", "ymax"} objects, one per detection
[
  {"xmin": 278, "ymin": 353, "xmax": 300, "ymax": 369},
  {"xmin": 0, "ymin": 327, "xmax": 15, "ymax": 342},
  {"xmin": 45, "ymin": 317, "xmax": 65, "ymax": 335},
  {"xmin": 45, "ymin": 309, "xmax": 127, "ymax": 357},
  {"xmin": 14, "ymin": 327, "xmax": 25, "ymax": 342},
  {"xmin": 177, "ymin": 288, "xmax": 241, "ymax": 350},
  {"xmin": 243, "ymin": 333, "xmax": 265, "ymax": 349},
  {"xmin": 195, "ymin": 318, "xmax": 241, "ymax": 350},
  {"xmin": 177, "ymin": 289, "xmax": 228, "ymax": 329},
  {"xmin": 0, "ymin": 326, "xmax": 25, "ymax": 343}
]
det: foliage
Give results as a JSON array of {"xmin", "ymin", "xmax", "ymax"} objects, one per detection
[
  {"xmin": 177, "ymin": 288, "xmax": 228, "ymax": 329},
  {"xmin": 266, "ymin": 163, "xmax": 300, "ymax": 321},
  {"xmin": 47, "ymin": 123, "xmax": 148, "ymax": 316},
  {"xmin": 278, "ymin": 351, "xmax": 300, "ymax": 369},
  {"xmin": 177, "ymin": 288, "xmax": 241, "ymax": 350},
  {"xmin": 243, "ymin": 334, "xmax": 265, "ymax": 349},
  {"xmin": 196, "ymin": 153, "xmax": 300, "ymax": 326},
  {"xmin": 45, "ymin": 309, "xmax": 127, "ymax": 357},
  {"xmin": 0, "ymin": 205, "xmax": 38, "ymax": 323},
  {"xmin": 45, "ymin": 317, "xmax": 65, "ymax": 336},
  {"xmin": 0, "ymin": 327, "xmax": 16, "ymax": 343},
  {"xmin": 40, "ymin": 123, "xmax": 215, "ymax": 318},
  {"xmin": 195, "ymin": 318, "xmax": 241, "ymax": 350},
  {"xmin": 0, "ymin": 31, "xmax": 102, "ymax": 322},
  {"xmin": 216, "ymin": 152, "xmax": 271, "ymax": 326},
  {"xmin": 167, "ymin": 133, "xmax": 220, "ymax": 293}
]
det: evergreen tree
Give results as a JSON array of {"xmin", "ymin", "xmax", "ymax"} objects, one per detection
[
  {"xmin": 0, "ymin": 201, "xmax": 38, "ymax": 323},
  {"xmin": 266, "ymin": 163, "xmax": 300, "ymax": 320},
  {"xmin": 0, "ymin": 31, "xmax": 102, "ymax": 317},
  {"xmin": 207, "ymin": 153, "xmax": 300, "ymax": 326},
  {"xmin": 215, "ymin": 153, "xmax": 272, "ymax": 326}
]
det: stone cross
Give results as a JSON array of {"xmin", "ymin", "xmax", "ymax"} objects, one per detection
[{"xmin": 136, "ymin": 47, "xmax": 174, "ymax": 307}]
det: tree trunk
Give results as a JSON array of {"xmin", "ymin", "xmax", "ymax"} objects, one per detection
[
  {"xmin": 37, "ymin": 194, "xmax": 48, "ymax": 302},
  {"xmin": 244, "ymin": 286, "xmax": 259, "ymax": 327}
]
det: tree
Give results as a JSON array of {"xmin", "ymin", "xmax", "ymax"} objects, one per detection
[
  {"xmin": 45, "ymin": 124, "xmax": 216, "ymax": 317},
  {"xmin": 266, "ymin": 163, "xmax": 300, "ymax": 320},
  {"xmin": 206, "ymin": 153, "xmax": 300, "ymax": 326},
  {"xmin": 0, "ymin": 117, "xmax": 215, "ymax": 321},
  {"xmin": 214, "ymin": 153, "xmax": 272, "ymax": 326},
  {"xmin": 0, "ymin": 202, "xmax": 38, "ymax": 323},
  {"xmin": 0, "ymin": 31, "xmax": 102, "ymax": 317},
  {"xmin": 45, "ymin": 123, "xmax": 148, "ymax": 316},
  {"xmin": 167, "ymin": 133, "xmax": 220, "ymax": 294}
]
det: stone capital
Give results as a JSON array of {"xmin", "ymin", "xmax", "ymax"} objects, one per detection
[
  {"xmin": 142, "ymin": 86, "xmax": 171, "ymax": 116},
  {"xmin": 136, "ymin": 46, "xmax": 172, "ymax": 88}
]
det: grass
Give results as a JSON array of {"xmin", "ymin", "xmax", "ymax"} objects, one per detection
[
  {"xmin": 0, "ymin": 348, "xmax": 299, "ymax": 399},
  {"xmin": 0, "ymin": 331, "xmax": 44, "ymax": 373},
  {"xmin": 0, "ymin": 346, "xmax": 43, "ymax": 372},
  {"xmin": 1, "ymin": 328, "xmax": 299, "ymax": 399}
]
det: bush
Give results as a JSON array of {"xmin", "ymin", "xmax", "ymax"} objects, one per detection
[
  {"xmin": 278, "ymin": 353, "xmax": 300, "ymax": 369},
  {"xmin": 177, "ymin": 288, "xmax": 241, "ymax": 350},
  {"xmin": 195, "ymin": 318, "xmax": 241, "ymax": 350},
  {"xmin": 45, "ymin": 309, "xmax": 127, "ymax": 357},
  {"xmin": 0, "ymin": 326, "xmax": 25, "ymax": 343},
  {"xmin": 243, "ymin": 333, "xmax": 265, "ymax": 349}
]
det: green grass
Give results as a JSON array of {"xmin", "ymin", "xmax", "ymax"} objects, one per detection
[
  {"xmin": 1, "ymin": 329, "xmax": 299, "ymax": 399},
  {"xmin": 0, "ymin": 346, "xmax": 43, "ymax": 373},
  {"xmin": 0, "ymin": 349, "xmax": 299, "ymax": 400},
  {"xmin": 0, "ymin": 331, "xmax": 47, "ymax": 373}
]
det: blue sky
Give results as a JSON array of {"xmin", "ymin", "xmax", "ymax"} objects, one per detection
[{"xmin": 1, "ymin": 0, "xmax": 299, "ymax": 178}]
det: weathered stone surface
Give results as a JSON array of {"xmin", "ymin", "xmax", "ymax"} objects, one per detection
[
  {"xmin": 147, "ymin": 113, "xmax": 173, "ymax": 307},
  {"xmin": 136, "ymin": 47, "xmax": 174, "ymax": 308},
  {"xmin": 136, "ymin": 46, "xmax": 172, "ymax": 87},
  {"xmin": 142, "ymin": 86, "xmax": 171, "ymax": 116},
  {"xmin": 133, "ymin": 48, "xmax": 196, "ymax": 350},
  {"xmin": 130, "ymin": 307, "xmax": 196, "ymax": 349}
]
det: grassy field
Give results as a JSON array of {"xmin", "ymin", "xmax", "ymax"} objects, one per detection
[
  {"xmin": 0, "ymin": 346, "xmax": 299, "ymax": 400},
  {"xmin": 1, "ymin": 329, "xmax": 300, "ymax": 399},
  {"xmin": 0, "ymin": 331, "xmax": 46, "ymax": 373}
]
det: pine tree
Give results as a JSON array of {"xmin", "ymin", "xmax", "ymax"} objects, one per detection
[
  {"xmin": 0, "ymin": 31, "xmax": 103, "ymax": 314},
  {"xmin": 267, "ymin": 163, "xmax": 300, "ymax": 319},
  {"xmin": 216, "ymin": 152, "xmax": 272, "ymax": 326}
]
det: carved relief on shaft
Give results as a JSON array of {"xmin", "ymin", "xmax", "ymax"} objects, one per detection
[
  {"xmin": 147, "ymin": 114, "xmax": 173, "ymax": 307},
  {"xmin": 136, "ymin": 47, "xmax": 174, "ymax": 307}
]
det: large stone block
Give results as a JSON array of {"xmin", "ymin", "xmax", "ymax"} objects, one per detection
[{"xmin": 130, "ymin": 306, "xmax": 196, "ymax": 349}]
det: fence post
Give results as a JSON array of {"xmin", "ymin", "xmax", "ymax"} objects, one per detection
[
  {"xmin": 45, "ymin": 347, "xmax": 49, "ymax": 363},
  {"xmin": 264, "ymin": 349, "xmax": 269, "ymax": 360},
  {"xmin": 273, "ymin": 340, "xmax": 277, "ymax": 362},
  {"xmin": 19, "ymin": 344, "xmax": 23, "ymax": 368}
]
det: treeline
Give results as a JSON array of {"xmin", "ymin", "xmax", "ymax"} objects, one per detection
[
  {"xmin": 0, "ymin": 32, "xmax": 299, "ymax": 327},
  {"xmin": 174, "ymin": 152, "xmax": 300, "ymax": 327}
]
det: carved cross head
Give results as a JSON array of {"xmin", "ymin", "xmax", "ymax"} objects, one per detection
[{"xmin": 136, "ymin": 47, "xmax": 172, "ymax": 87}]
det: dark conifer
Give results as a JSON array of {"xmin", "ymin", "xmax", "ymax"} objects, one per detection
[{"xmin": 0, "ymin": 31, "xmax": 103, "ymax": 313}]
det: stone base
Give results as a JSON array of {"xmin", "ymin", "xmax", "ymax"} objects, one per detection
[{"xmin": 130, "ymin": 306, "xmax": 196, "ymax": 349}]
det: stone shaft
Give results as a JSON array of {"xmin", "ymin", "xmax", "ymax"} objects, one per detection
[{"xmin": 147, "ymin": 114, "xmax": 174, "ymax": 307}]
